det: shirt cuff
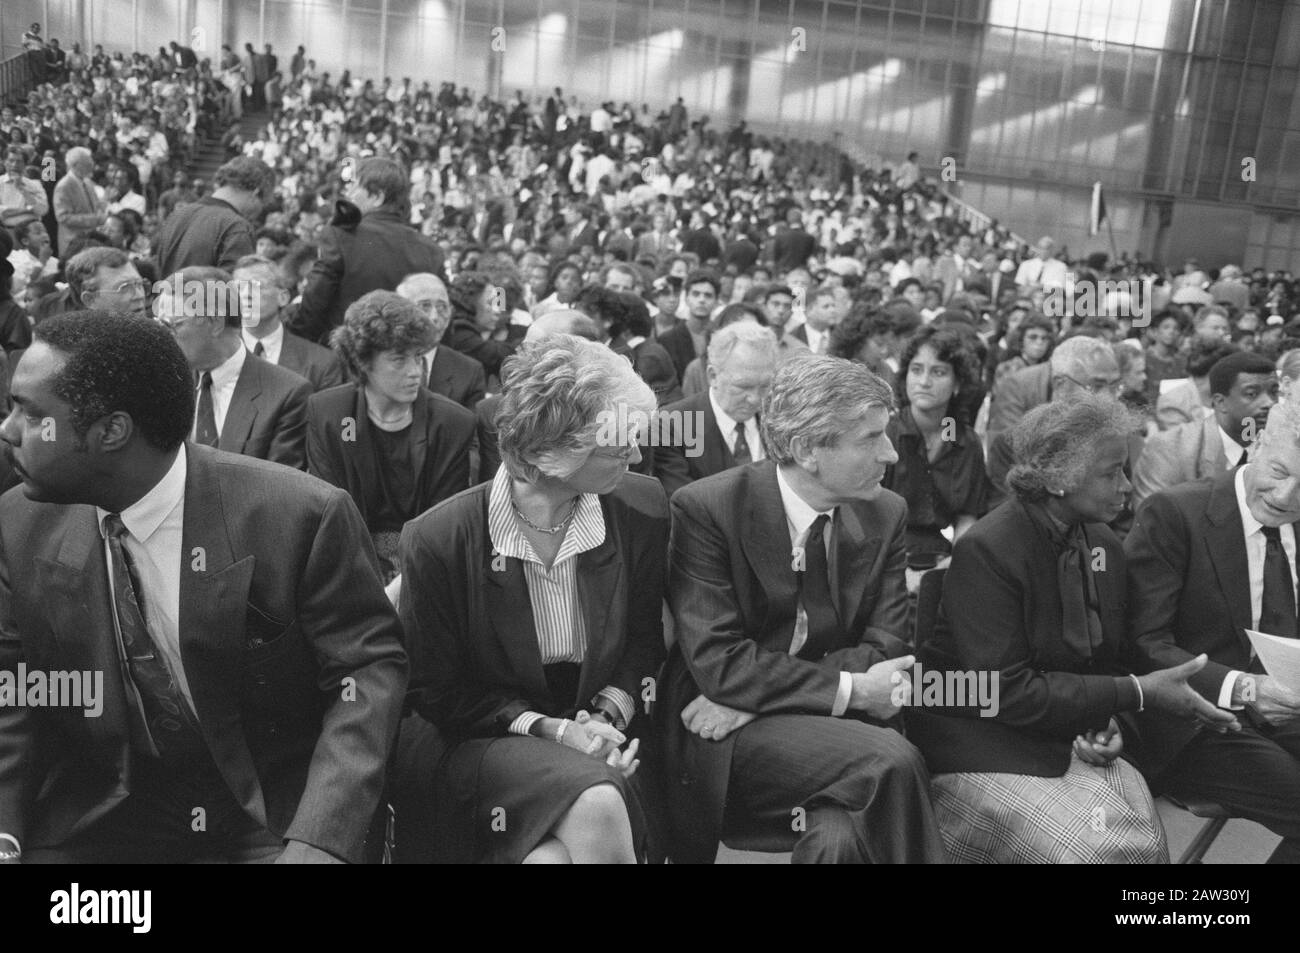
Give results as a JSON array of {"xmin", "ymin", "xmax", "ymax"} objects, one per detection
[
  {"xmin": 1218, "ymin": 671, "xmax": 1246, "ymax": 710},
  {"xmin": 831, "ymin": 671, "xmax": 853, "ymax": 717},
  {"xmin": 593, "ymin": 687, "xmax": 636, "ymax": 730},
  {"xmin": 508, "ymin": 711, "xmax": 546, "ymax": 736}
]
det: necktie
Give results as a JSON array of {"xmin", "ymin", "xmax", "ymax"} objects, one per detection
[
  {"xmin": 1260, "ymin": 526, "xmax": 1297, "ymax": 639},
  {"xmin": 194, "ymin": 371, "xmax": 219, "ymax": 446},
  {"xmin": 103, "ymin": 514, "xmax": 205, "ymax": 762},
  {"xmin": 253, "ymin": 341, "xmax": 265, "ymax": 358},
  {"xmin": 1058, "ymin": 524, "xmax": 1104, "ymax": 660},
  {"xmin": 732, "ymin": 421, "xmax": 752, "ymax": 465},
  {"xmin": 421, "ymin": 354, "xmax": 430, "ymax": 387},
  {"xmin": 796, "ymin": 514, "xmax": 841, "ymax": 660},
  {"xmin": 1237, "ymin": 448, "xmax": 1249, "ymax": 468}
]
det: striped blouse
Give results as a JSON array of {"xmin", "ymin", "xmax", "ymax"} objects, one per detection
[{"xmin": 487, "ymin": 468, "xmax": 636, "ymax": 736}]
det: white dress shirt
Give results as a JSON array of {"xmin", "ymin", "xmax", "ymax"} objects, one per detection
[
  {"xmin": 1220, "ymin": 466, "xmax": 1299, "ymax": 707},
  {"xmin": 1220, "ymin": 425, "xmax": 1247, "ymax": 470},
  {"xmin": 709, "ymin": 389, "xmax": 764, "ymax": 463},
  {"xmin": 775, "ymin": 466, "xmax": 853, "ymax": 716},
  {"xmin": 242, "ymin": 322, "xmax": 284, "ymax": 365},
  {"xmin": 421, "ymin": 345, "xmax": 439, "ymax": 386},
  {"xmin": 95, "ymin": 446, "xmax": 194, "ymax": 711},
  {"xmin": 803, "ymin": 323, "xmax": 830, "ymax": 355},
  {"xmin": 198, "ymin": 344, "xmax": 247, "ymax": 438}
]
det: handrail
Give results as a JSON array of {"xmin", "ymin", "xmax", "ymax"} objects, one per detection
[{"xmin": 0, "ymin": 51, "xmax": 39, "ymax": 106}]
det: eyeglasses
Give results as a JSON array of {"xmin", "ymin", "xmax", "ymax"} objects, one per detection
[
  {"xmin": 94, "ymin": 278, "xmax": 147, "ymax": 297},
  {"xmin": 1058, "ymin": 374, "xmax": 1122, "ymax": 396},
  {"xmin": 415, "ymin": 298, "xmax": 451, "ymax": 316}
]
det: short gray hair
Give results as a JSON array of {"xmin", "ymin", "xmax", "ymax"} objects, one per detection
[
  {"xmin": 1050, "ymin": 334, "xmax": 1114, "ymax": 379},
  {"xmin": 1007, "ymin": 394, "xmax": 1140, "ymax": 503},
  {"xmin": 760, "ymin": 355, "xmax": 894, "ymax": 465},
  {"xmin": 708, "ymin": 321, "xmax": 778, "ymax": 370},
  {"xmin": 65, "ymin": 146, "xmax": 91, "ymax": 167},
  {"xmin": 497, "ymin": 335, "xmax": 655, "ymax": 483}
]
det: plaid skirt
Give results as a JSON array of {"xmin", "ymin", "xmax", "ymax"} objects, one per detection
[{"xmin": 931, "ymin": 754, "xmax": 1168, "ymax": 864}]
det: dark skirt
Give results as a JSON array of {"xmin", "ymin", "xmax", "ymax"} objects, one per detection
[{"xmin": 427, "ymin": 663, "xmax": 662, "ymax": 863}]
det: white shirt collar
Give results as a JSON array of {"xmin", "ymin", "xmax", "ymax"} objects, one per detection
[
  {"xmin": 242, "ymin": 322, "xmax": 284, "ymax": 360},
  {"xmin": 208, "ymin": 341, "xmax": 247, "ymax": 389},
  {"xmin": 775, "ymin": 463, "xmax": 836, "ymax": 542},
  {"xmin": 708, "ymin": 388, "xmax": 744, "ymax": 440},
  {"xmin": 1220, "ymin": 424, "xmax": 1246, "ymax": 468},
  {"xmin": 96, "ymin": 445, "xmax": 187, "ymax": 543},
  {"xmin": 1235, "ymin": 465, "xmax": 1262, "ymax": 538},
  {"xmin": 487, "ymin": 466, "xmax": 605, "ymax": 566}
]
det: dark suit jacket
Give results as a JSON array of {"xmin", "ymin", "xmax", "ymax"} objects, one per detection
[
  {"xmin": 614, "ymin": 339, "xmax": 682, "ymax": 407},
  {"xmin": 427, "ymin": 345, "xmax": 486, "ymax": 410},
  {"xmin": 294, "ymin": 208, "xmax": 447, "ymax": 344},
  {"xmin": 909, "ymin": 499, "xmax": 1139, "ymax": 777},
  {"xmin": 987, "ymin": 360, "xmax": 1053, "ymax": 445},
  {"xmin": 654, "ymin": 390, "xmax": 747, "ymax": 498},
  {"xmin": 304, "ymin": 384, "xmax": 475, "ymax": 532},
  {"xmin": 277, "ymin": 331, "xmax": 347, "ymax": 394},
  {"xmin": 771, "ymin": 227, "xmax": 817, "ymax": 274},
  {"xmin": 655, "ymin": 321, "xmax": 697, "ymax": 383},
  {"xmin": 659, "ymin": 461, "xmax": 911, "ymax": 860},
  {"xmin": 218, "ymin": 352, "xmax": 312, "ymax": 470},
  {"xmin": 475, "ymin": 393, "xmax": 502, "ymax": 483},
  {"xmin": 400, "ymin": 473, "xmax": 668, "ymax": 736},
  {"xmin": 0, "ymin": 444, "xmax": 408, "ymax": 861},
  {"xmin": 1124, "ymin": 472, "xmax": 1261, "ymax": 777},
  {"xmin": 559, "ymin": 223, "xmax": 600, "ymax": 258}
]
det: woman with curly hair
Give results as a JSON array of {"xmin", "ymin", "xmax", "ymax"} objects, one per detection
[
  {"xmin": 883, "ymin": 324, "xmax": 991, "ymax": 570},
  {"xmin": 305, "ymin": 289, "xmax": 476, "ymax": 581},
  {"xmin": 908, "ymin": 394, "xmax": 1238, "ymax": 863},
  {"xmin": 994, "ymin": 312, "xmax": 1055, "ymax": 383}
]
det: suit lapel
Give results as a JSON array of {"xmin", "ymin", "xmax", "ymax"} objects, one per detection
[
  {"xmin": 739, "ymin": 464, "xmax": 798, "ymax": 641},
  {"xmin": 575, "ymin": 519, "xmax": 624, "ymax": 706},
  {"xmin": 347, "ymin": 387, "xmax": 380, "ymax": 513},
  {"xmin": 834, "ymin": 502, "xmax": 883, "ymax": 635},
  {"xmin": 179, "ymin": 447, "xmax": 267, "ymax": 825},
  {"xmin": 699, "ymin": 395, "xmax": 734, "ymax": 474},
  {"xmin": 220, "ymin": 352, "xmax": 260, "ymax": 455},
  {"xmin": 37, "ymin": 508, "xmax": 133, "ymax": 777},
  {"xmin": 1203, "ymin": 474, "xmax": 1254, "ymax": 655},
  {"xmin": 481, "ymin": 502, "xmax": 549, "ymax": 703}
]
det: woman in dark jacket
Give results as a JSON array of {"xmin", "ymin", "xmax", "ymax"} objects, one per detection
[
  {"xmin": 908, "ymin": 394, "xmax": 1239, "ymax": 863},
  {"xmin": 399, "ymin": 334, "xmax": 667, "ymax": 863},
  {"xmin": 306, "ymin": 289, "xmax": 475, "ymax": 581}
]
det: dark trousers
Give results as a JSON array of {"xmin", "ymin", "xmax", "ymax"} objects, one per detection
[
  {"xmin": 25, "ymin": 757, "xmax": 282, "ymax": 864},
  {"xmin": 725, "ymin": 715, "xmax": 947, "ymax": 863},
  {"xmin": 1157, "ymin": 720, "xmax": 1300, "ymax": 863}
]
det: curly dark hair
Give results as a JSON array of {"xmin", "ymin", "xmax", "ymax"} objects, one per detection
[
  {"xmin": 829, "ymin": 304, "xmax": 892, "ymax": 360},
  {"xmin": 1003, "ymin": 312, "xmax": 1056, "ymax": 363},
  {"xmin": 894, "ymin": 324, "xmax": 983, "ymax": 426},
  {"xmin": 35, "ymin": 310, "xmax": 193, "ymax": 451},
  {"xmin": 330, "ymin": 290, "xmax": 438, "ymax": 382}
]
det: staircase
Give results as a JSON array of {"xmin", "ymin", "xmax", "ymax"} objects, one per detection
[{"xmin": 188, "ymin": 108, "xmax": 267, "ymax": 185}]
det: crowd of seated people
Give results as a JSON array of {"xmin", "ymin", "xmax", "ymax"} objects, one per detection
[{"xmin": 2, "ymin": 33, "xmax": 1300, "ymax": 865}]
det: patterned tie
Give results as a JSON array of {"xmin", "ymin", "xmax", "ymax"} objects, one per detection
[
  {"xmin": 421, "ymin": 353, "xmax": 430, "ymax": 388},
  {"xmin": 253, "ymin": 341, "xmax": 265, "ymax": 358},
  {"xmin": 102, "ymin": 514, "xmax": 205, "ymax": 762},
  {"xmin": 1260, "ymin": 526, "xmax": 1297, "ymax": 639},
  {"xmin": 194, "ymin": 372, "xmax": 219, "ymax": 446},
  {"xmin": 732, "ymin": 421, "xmax": 752, "ymax": 465},
  {"xmin": 796, "ymin": 514, "xmax": 841, "ymax": 660}
]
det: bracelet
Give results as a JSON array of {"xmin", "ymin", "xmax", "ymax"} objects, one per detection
[
  {"xmin": 0, "ymin": 850, "xmax": 20, "ymax": 861},
  {"xmin": 555, "ymin": 718, "xmax": 571, "ymax": 745},
  {"xmin": 1128, "ymin": 673, "xmax": 1145, "ymax": 713}
]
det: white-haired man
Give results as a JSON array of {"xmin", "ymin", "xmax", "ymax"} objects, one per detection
[
  {"xmin": 52, "ymin": 147, "xmax": 106, "ymax": 255},
  {"xmin": 233, "ymin": 255, "xmax": 345, "ymax": 393},
  {"xmin": 660, "ymin": 355, "xmax": 945, "ymax": 863},
  {"xmin": 1126, "ymin": 384, "xmax": 1300, "ymax": 863},
  {"xmin": 987, "ymin": 332, "xmax": 1119, "ymax": 448},
  {"xmin": 1013, "ymin": 236, "xmax": 1067, "ymax": 293},
  {"xmin": 396, "ymin": 272, "xmax": 485, "ymax": 409},
  {"xmin": 655, "ymin": 321, "xmax": 778, "ymax": 498}
]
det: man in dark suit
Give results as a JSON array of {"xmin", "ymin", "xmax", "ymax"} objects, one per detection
[
  {"xmin": 1126, "ymin": 389, "xmax": 1300, "ymax": 863},
  {"xmin": 397, "ymin": 272, "xmax": 485, "ymax": 409},
  {"xmin": 987, "ymin": 332, "xmax": 1111, "ymax": 453},
  {"xmin": 557, "ymin": 203, "xmax": 599, "ymax": 259},
  {"xmin": 660, "ymin": 355, "xmax": 945, "ymax": 863},
  {"xmin": 769, "ymin": 207, "xmax": 817, "ymax": 275},
  {"xmin": 153, "ymin": 156, "xmax": 267, "ymax": 278},
  {"xmin": 292, "ymin": 157, "xmax": 446, "ymax": 345},
  {"xmin": 161, "ymin": 266, "xmax": 312, "ymax": 470},
  {"xmin": 656, "ymin": 321, "xmax": 777, "ymax": 498},
  {"xmin": 657, "ymin": 270, "xmax": 717, "ymax": 382},
  {"xmin": 1131, "ymin": 351, "xmax": 1276, "ymax": 508},
  {"xmin": 233, "ymin": 255, "xmax": 346, "ymax": 394},
  {"xmin": 0, "ymin": 312, "xmax": 407, "ymax": 863}
]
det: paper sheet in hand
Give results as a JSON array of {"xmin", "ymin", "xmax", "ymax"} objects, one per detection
[{"xmin": 1246, "ymin": 630, "xmax": 1300, "ymax": 690}]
